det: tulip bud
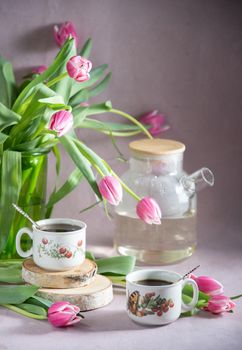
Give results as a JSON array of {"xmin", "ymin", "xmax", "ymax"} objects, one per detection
[
  {"xmin": 48, "ymin": 301, "xmax": 82, "ymax": 327},
  {"xmin": 32, "ymin": 65, "xmax": 47, "ymax": 75},
  {"xmin": 53, "ymin": 21, "xmax": 78, "ymax": 48},
  {"xmin": 138, "ymin": 110, "xmax": 170, "ymax": 137},
  {"xmin": 49, "ymin": 110, "xmax": 73, "ymax": 137},
  {"xmin": 190, "ymin": 274, "xmax": 224, "ymax": 296},
  {"xmin": 204, "ymin": 295, "xmax": 236, "ymax": 314},
  {"xmin": 98, "ymin": 176, "xmax": 123, "ymax": 206},
  {"xmin": 66, "ymin": 56, "xmax": 92, "ymax": 83},
  {"xmin": 136, "ymin": 197, "xmax": 162, "ymax": 225}
]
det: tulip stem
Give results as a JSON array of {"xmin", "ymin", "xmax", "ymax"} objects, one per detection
[
  {"xmin": 101, "ymin": 130, "xmax": 143, "ymax": 137},
  {"xmin": 230, "ymin": 294, "xmax": 242, "ymax": 300},
  {"xmin": 109, "ymin": 108, "xmax": 153, "ymax": 139},
  {"xmin": 101, "ymin": 160, "xmax": 141, "ymax": 201},
  {"xmin": 3, "ymin": 304, "xmax": 47, "ymax": 320},
  {"xmin": 47, "ymin": 72, "xmax": 69, "ymax": 88}
]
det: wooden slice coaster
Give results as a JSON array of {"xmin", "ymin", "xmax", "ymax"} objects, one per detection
[
  {"xmin": 37, "ymin": 274, "xmax": 113, "ymax": 311},
  {"xmin": 22, "ymin": 258, "xmax": 97, "ymax": 289}
]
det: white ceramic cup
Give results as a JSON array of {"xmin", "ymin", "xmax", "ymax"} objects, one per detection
[
  {"xmin": 16, "ymin": 218, "xmax": 86, "ymax": 271},
  {"xmin": 126, "ymin": 269, "xmax": 198, "ymax": 325}
]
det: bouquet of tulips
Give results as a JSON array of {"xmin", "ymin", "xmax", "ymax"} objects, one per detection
[{"xmin": 0, "ymin": 21, "xmax": 162, "ymax": 256}]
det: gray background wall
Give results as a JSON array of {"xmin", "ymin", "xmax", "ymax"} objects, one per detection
[{"xmin": 0, "ymin": 0, "xmax": 241, "ymax": 252}]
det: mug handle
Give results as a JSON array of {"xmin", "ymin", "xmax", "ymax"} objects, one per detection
[
  {"xmin": 181, "ymin": 278, "xmax": 199, "ymax": 312},
  {"xmin": 16, "ymin": 227, "xmax": 33, "ymax": 258}
]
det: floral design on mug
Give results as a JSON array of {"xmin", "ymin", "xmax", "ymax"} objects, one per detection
[
  {"xmin": 127, "ymin": 291, "xmax": 174, "ymax": 317},
  {"xmin": 38, "ymin": 240, "xmax": 84, "ymax": 259}
]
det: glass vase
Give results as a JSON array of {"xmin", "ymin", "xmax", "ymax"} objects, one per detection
[{"xmin": 0, "ymin": 152, "xmax": 48, "ymax": 259}]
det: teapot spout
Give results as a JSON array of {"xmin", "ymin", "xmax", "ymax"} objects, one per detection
[{"xmin": 181, "ymin": 167, "xmax": 214, "ymax": 195}]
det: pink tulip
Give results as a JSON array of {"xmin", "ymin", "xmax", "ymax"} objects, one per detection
[
  {"xmin": 53, "ymin": 21, "xmax": 78, "ymax": 48},
  {"xmin": 49, "ymin": 110, "xmax": 73, "ymax": 137},
  {"xmin": 139, "ymin": 110, "xmax": 170, "ymax": 136},
  {"xmin": 98, "ymin": 176, "xmax": 123, "ymax": 206},
  {"xmin": 48, "ymin": 301, "xmax": 81, "ymax": 327},
  {"xmin": 32, "ymin": 65, "xmax": 47, "ymax": 75},
  {"xmin": 136, "ymin": 197, "xmax": 161, "ymax": 224},
  {"xmin": 204, "ymin": 295, "xmax": 236, "ymax": 314},
  {"xmin": 66, "ymin": 56, "xmax": 92, "ymax": 83},
  {"xmin": 190, "ymin": 274, "xmax": 224, "ymax": 296}
]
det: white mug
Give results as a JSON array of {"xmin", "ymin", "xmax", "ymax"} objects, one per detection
[
  {"xmin": 126, "ymin": 269, "xmax": 198, "ymax": 325},
  {"xmin": 16, "ymin": 218, "xmax": 86, "ymax": 271}
]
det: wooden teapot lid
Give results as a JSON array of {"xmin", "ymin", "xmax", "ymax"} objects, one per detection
[{"xmin": 129, "ymin": 139, "xmax": 186, "ymax": 156}]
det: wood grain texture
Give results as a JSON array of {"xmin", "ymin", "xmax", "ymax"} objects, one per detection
[
  {"xmin": 37, "ymin": 274, "xmax": 113, "ymax": 311},
  {"xmin": 22, "ymin": 258, "xmax": 97, "ymax": 288}
]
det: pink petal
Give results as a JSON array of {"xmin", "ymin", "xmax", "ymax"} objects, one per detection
[
  {"xmin": 48, "ymin": 301, "xmax": 70, "ymax": 314},
  {"xmin": 136, "ymin": 197, "xmax": 161, "ymax": 225},
  {"xmin": 98, "ymin": 176, "xmax": 123, "ymax": 206},
  {"xmin": 191, "ymin": 275, "xmax": 223, "ymax": 296},
  {"xmin": 66, "ymin": 316, "xmax": 82, "ymax": 326},
  {"xmin": 48, "ymin": 311, "xmax": 74, "ymax": 327}
]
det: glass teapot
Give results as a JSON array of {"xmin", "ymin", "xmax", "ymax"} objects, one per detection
[{"xmin": 114, "ymin": 139, "xmax": 214, "ymax": 265}]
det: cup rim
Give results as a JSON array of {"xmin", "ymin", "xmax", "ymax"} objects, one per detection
[
  {"xmin": 126, "ymin": 269, "xmax": 183, "ymax": 288},
  {"xmin": 34, "ymin": 218, "xmax": 87, "ymax": 234}
]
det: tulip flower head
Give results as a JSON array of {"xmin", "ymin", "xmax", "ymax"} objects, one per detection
[
  {"xmin": 136, "ymin": 197, "xmax": 162, "ymax": 225},
  {"xmin": 204, "ymin": 295, "xmax": 236, "ymax": 314},
  {"xmin": 98, "ymin": 176, "xmax": 123, "ymax": 206},
  {"xmin": 32, "ymin": 65, "xmax": 47, "ymax": 75},
  {"xmin": 49, "ymin": 110, "xmax": 73, "ymax": 137},
  {"xmin": 66, "ymin": 56, "xmax": 92, "ymax": 83},
  {"xmin": 190, "ymin": 274, "xmax": 224, "ymax": 296},
  {"xmin": 53, "ymin": 21, "xmax": 78, "ymax": 48},
  {"xmin": 139, "ymin": 110, "xmax": 170, "ymax": 137},
  {"xmin": 48, "ymin": 301, "xmax": 81, "ymax": 327}
]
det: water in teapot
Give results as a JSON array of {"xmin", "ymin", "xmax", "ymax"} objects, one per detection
[{"xmin": 114, "ymin": 139, "xmax": 214, "ymax": 265}]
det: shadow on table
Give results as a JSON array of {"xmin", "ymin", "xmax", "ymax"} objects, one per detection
[{"xmin": 80, "ymin": 309, "xmax": 168, "ymax": 332}]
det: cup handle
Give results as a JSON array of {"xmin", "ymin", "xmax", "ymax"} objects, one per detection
[
  {"xmin": 16, "ymin": 227, "xmax": 33, "ymax": 258},
  {"xmin": 181, "ymin": 278, "xmax": 199, "ymax": 312}
]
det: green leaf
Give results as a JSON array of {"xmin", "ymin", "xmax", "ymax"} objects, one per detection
[
  {"xmin": 71, "ymin": 64, "xmax": 108, "ymax": 96},
  {"xmin": 79, "ymin": 118, "xmax": 145, "ymax": 132},
  {"xmin": 0, "ymin": 265, "xmax": 22, "ymax": 283},
  {"xmin": 60, "ymin": 135, "xmax": 102, "ymax": 199},
  {"xmin": 73, "ymin": 101, "xmax": 112, "ymax": 127},
  {"xmin": 52, "ymin": 145, "xmax": 61, "ymax": 178},
  {"xmin": 0, "ymin": 56, "xmax": 17, "ymax": 108},
  {"xmin": 96, "ymin": 256, "xmax": 136, "ymax": 275},
  {"xmin": 85, "ymin": 251, "xmax": 95, "ymax": 261},
  {"xmin": 182, "ymin": 284, "xmax": 210, "ymax": 302},
  {"xmin": 79, "ymin": 38, "xmax": 93, "ymax": 58},
  {"xmin": 0, "ymin": 102, "xmax": 21, "ymax": 131},
  {"xmin": 12, "ymin": 38, "xmax": 75, "ymax": 112},
  {"xmin": 17, "ymin": 303, "xmax": 47, "ymax": 317},
  {"xmin": 0, "ymin": 150, "xmax": 22, "ymax": 253},
  {"xmin": 0, "ymin": 285, "xmax": 39, "ymax": 304},
  {"xmin": 70, "ymin": 73, "xmax": 112, "ymax": 107},
  {"xmin": 70, "ymin": 89, "xmax": 90, "ymax": 106},
  {"xmin": 0, "ymin": 259, "xmax": 23, "ymax": 267},
  {"xmin": 180, "ymin": 308, "xmax": 199, "ymax": 318},
  {"xmin": 46, "ymin": 167, "xmax": 84, "ymax": 208},
  {"xmin": 0, "ymin": 132, "xmax": 8, "ymax": 154},
  {"xmin": 89, "ymin": 72, "xmax": 112, "ymax": 98},
  {"xmin": 3, "ymin": 304, "xmax": 47, "ymax": 320},
  {"xmin": 73, "ymin": 138, "xmax": 110, "ymax": 176},
  {"xmin": 27, "ymin": 295, "xmax": 52, "ymax": 309},
  {"xmin": 38, "ymin": 95, "xmax": 71, "ymax": 111},
  {"xmin": 107, "ymin": 275, "xmax": 126, "ymax": 286}
]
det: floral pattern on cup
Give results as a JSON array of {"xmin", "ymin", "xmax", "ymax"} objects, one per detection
[
  {"xmin": 127, "ymin": 290, "xmax": 174, "ymax": 317},
  {"xmin": 38, "ymin": 239, "xmax": 84, "ymax": 259}
]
